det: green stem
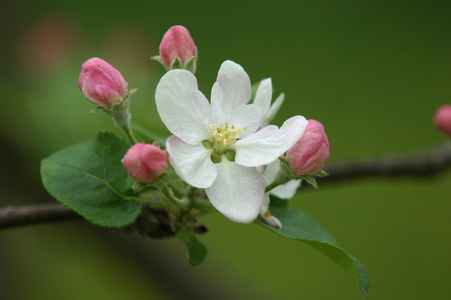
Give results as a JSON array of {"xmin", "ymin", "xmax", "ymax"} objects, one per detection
[
  {"xmin": 119, "ymin": 121, "xmax": 138, "ymax": 145},
  {"xmin": 184, "ymin": 185, "xmax": 197, "ymax": 198},
  {"xmin": 265, "ymin": 162, "xmax": 293, "ymax": 193},
  {"xmin": 265, "ymin": 181, "xmax": 281, "ymax": 193},
  {"xmin": 157, "ymin": 183, "xmax": 189, "ymax": 208},
  {"xmin": 108, "ymin": 96, "xmax": 138, "ymax": 145},
  {"xmin": 127, "ymin": 196, "xmax": 175, "ymax": 212}
]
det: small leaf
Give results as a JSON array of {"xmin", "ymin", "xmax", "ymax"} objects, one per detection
[
  {"xmin": 171, "ymin": 58, "xmax": 183, "ymax": 69},
  {"xmin": 315, "ymin": 170, "xmax": 329, "ymax": 177},
  {"xmin": 300, "ymin": 175, "xmax": 318, "ymax": 189},
  {"xmin": 258, "ymin": 200, "xmax": 370, "ymax": 299},
  {"xmin": 185, "ymin": 56, "xmax": 197, "ymax": 73},
  {"xmin": 41, "ymin": 132, "xmax": 141, "ymax": 227},
  {"xmin": 176, "ymin": 227, "xmax": 207, "ymax": 266}
]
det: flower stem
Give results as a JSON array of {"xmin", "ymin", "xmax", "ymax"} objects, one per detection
[
  {"xmin": 111, "ymin": 104, "xmax": 137, "ymax": 144},
  {"xmin": 119, "ymin": 121, "xmax": 138, "ymax": 145},
  {"xmin": 265, "ymin": 163, "xmax": 293, "ymax": 193},
  {"xmin": 107, "ymin": 93, "xmax": 138, "ymax": 145},
  {"xmin": 156, "ymin": 182, "xmax": 189, "ymax": 208}
]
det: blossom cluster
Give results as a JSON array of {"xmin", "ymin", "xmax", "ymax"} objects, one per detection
[{"xmin": 77, "ymin": 25, "xmax": 330, "ymax": 228}]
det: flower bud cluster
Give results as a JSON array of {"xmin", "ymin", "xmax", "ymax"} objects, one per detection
[{"xmin": 76, "ymin": 25, "xmax": 330, "ymax": 230}]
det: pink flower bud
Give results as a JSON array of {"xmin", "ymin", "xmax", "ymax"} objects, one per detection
[
  {"xmin": 77, "ymin": 57, "xmax": 128, "ymax": 108},
  {"xmin": 159, "ymin": 25, "xmax": 196, "ymax": 69},
  {"xmin": 435, "ymin": 105, "xmax": 451, "ymax": 137},
  {"xmin": 285, "ymin": 119, "xmax": 330, "ymax": 175},
  {"xmin": 123, "ymin": 143, "xmax": 168, "ymax": 184}
]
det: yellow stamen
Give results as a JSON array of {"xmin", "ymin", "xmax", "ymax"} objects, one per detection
[{"xmin": 208, "ymin": 122, "xmax": 247, "ymax": 154}]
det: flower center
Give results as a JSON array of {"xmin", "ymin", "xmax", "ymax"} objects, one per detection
[{"xmin": 209, "ymin": 122, "xmax": 247, "ymax": 154}]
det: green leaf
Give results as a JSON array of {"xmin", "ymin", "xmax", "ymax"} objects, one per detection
[
  {"xmin": 176, "ymin": 228, "xmax": 207, "ymax": 266},
  {"xmin": 258, "ymin": 199, "xmax": 370, "ymax": 299},
  {"xmin": 300, "ymin": 175, "xmax": 318, "ymax": 189},
  {"xmin": 41, "ymin": 132, "xmax": 141, "ymax": 228}
]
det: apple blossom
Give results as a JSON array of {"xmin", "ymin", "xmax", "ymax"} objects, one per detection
[
  {"xmin": 435, "ymin": 105, "xmax": 451, "ymax": 137},
  {"xmin": 77, "ymin": 57, "xmax": 128, "ymax": 108},
  {"xmin": 286, "ymin": 119, "xmax": 330, "ymax": 175},
  {"xmin": 155, "ymin": 60, "xmax": 308, "ymax": 223},
  {"xmin": 123, "ymin": 143, "xmax": 168, "ymax": 184},
  {"xmin": 159, "ymin": 25, "xmax": 196, "ymax": 71}
]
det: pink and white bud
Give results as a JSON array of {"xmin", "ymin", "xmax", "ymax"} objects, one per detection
[
  {"xmin": 285, "ymin": 119, "xmax": 330, "ymax": 175},
  {"xmin": 435, "ymin": 105, "xmax": 451, "ymax": 137},
  {"xmin": 77, "ymin": 57, "xmax": 128, "ymax": 108},
  {"xmin": 123, "ymin": 143, "xmax": 168, "ymax": 184},
  {"xmin": 159, "ymin": 25, "xmax": 196, "ymax": 69}
]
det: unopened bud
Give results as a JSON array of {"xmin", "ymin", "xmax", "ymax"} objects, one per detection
[
  {"xmin": 159, "ymin": 25, "xmax": 196, "ymax": 71},
  {"xmin": 77, "ymin": 57, "xmax": 128, "ymax": 108},
  {"xmin": 123, "ymin": 143, "xmax": 168, "ymax": 184},
  {"xmin": 435, "ymin": 105, "xmax": 451, "ymax": 137},
  {"xmin": 285, "ymin": 119, "xmax": 330, "ymax": 175}
]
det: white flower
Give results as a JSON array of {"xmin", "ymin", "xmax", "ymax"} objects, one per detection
[{"xmin": 155, "ymin": 60, "xmax": 308, "ymax": 223}]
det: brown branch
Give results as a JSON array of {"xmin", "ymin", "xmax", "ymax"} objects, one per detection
[
  {"xmin": 1, "ymin": 143, "xmax": 450, "ymax": 231},
  {"xmin": 321, "ymin": 143, "xmax": 451, "ymax": 183},
  {"xmin": 0, "ymin": 202, "xmax": 207, "ymax": 238},
  {"xmin": 0, "ymin": 203, "xmax": 80, "ymax": 229}
]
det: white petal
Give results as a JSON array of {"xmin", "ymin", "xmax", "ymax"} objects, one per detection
[
  {"xmin": 211, "ymin": 82, "xmax": 260, "ymax": 135},
  {"xmin": 211, "ymin": 60, "xmax": 251, "ymax": 122},
  {"xmin": 260, "ymin": 193, "xmax": 271, "ymax": 215},
  {"xmin": 166, "ymin": 135, "xmax": 217, "ymax": 189},
  {"xmin": 252, "ymin": 78, "xmax": 273, "ymax": 124},
  {"xmin": 155, "ymin": 69, "xmax": 213, "ymax": 145},
  {"xmin": 271, "ymin": 179, "xmax": 302, "ymax": 199},
  {"xmin": 261, "ymin": 159, "xmax": 280, "ymax": 184},
  {"xmin": 234, "ymin": 116, "xmax": 309, "ymax": 167},
  {"xmin": 210, "ymin": 87, "xmax": 260, "ymax": 138},
  {"xmin": 205, "ymin": 159, "xmax": 265, "ymax": 223},
  {"xmin": 263, "ymin": 92, "xmax": 285, "ymax": 126},
  {"xmin": 263, "ymin": 215, "xmax": 282, "ymax": 229},
  {"xmin": 260, "ymin": 193, "xmax": 282, "ymax": 229},
  {"xmin": 210, "ymin": 82, "xmax": 227, "ymax": 125},
  {"xmin": 228, "ymin": 104, "xmax": 260, "ymax": 138}
]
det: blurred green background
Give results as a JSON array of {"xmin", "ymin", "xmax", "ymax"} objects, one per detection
[{"xmin": 1, "ymin": 0, "xmax": 450, "ymax": 299}]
